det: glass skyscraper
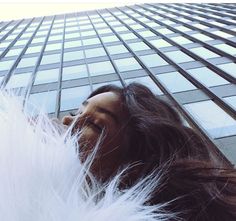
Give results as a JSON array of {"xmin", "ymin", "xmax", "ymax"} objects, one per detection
[{"xmin": 0, "ymin": 3, "xmax": 235, "ymax": 164}]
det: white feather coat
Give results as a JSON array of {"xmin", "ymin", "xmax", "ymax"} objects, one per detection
[{"xmin": 0, "ymin": 91, "xmax": 177, "ymax": 221}]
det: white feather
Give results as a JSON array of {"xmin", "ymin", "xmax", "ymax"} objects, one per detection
[{"xmin": 0, "ymin": 91, "xmax": 177, "ymax": 221}]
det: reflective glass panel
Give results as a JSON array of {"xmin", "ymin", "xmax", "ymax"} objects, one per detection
[
  {"xmin": 64, "ymin": 40, "xmax": 82, "ymax": 49},
  {"xmin": 17, "ymin": 57, "xmax": 38, "ymax": 68},
  {"xmin": 88, "ymin": 61, "xmax": 115, "ymax": 76},
  {"xmin": 34, "ymin": 68, "xmax": 59, "ymax": 85},
  {"xmin": 217, "ymin": 63, "xmax": 236, "ymax": 78},
  {"xmin": 62, "ymin": 64, "xmax": 88, "ymax": 81},
  {"xmin": 82, "ymin": 38, "xmax": 101, "ymax": 46},
  {"xmin": 184, "ymin": 100, "xmax": 236, "ymax": 138},
  {"xmin": 6, "ymin": 72, "xmax": 31, "ymax": 88},
  {"xmin": 191, "ymin": 33, "xmax": 213, "ymax": 41},
  {"xmin": 45, "ymin": 43, "xmax": 61, "ymax": 51},
  {"xmin": 60, "ymin": 85, "xmax": 91, "ymax": 111},
  {"xmin": 164, "ymin": 50, "xmax": 194, "ymax": 63},
  {"xmin": 101, "ymin": 35, "xmax": 119, "ymax": 43},
  {"xmin": 214, "ymin": 44, "xmax": 236, "ymax": 56},
  {"xmin": 156, "ymin": 71, "xmax": 196, "ymax": 93},
  {"xmin": 114, "ymin": 57, "xmax": 142, "ymax": 72},
  {"xmin": 85, "ymin": 47, "xmax": 106, "ymax": 58},
  {"xmin": 150, "ymin": 39, "xmax": 172, "ymax": 49},
  {"xmin": 120, "ymin": 33, "xmax": 138, "ymax": 41},
  {"xmin": 5, "ymin": 48, "xmax": 23, "ymax": 57},
  {"xmin": 140, "ymin": 54, "xmax": 168, "ymax": 68},
  {"xmin": 189, "ymin": 47, "xmax": 220, "ymax": 59},
  {"xmin": 223, "ymin": 96, "xmax": 236, "ymax": 110},
  {"xmin": 25, "ymin": 45, "xmax": 42, "ymax": 54},
  {"xmin": 187, "ymin": 67, "xmax": 229, "ymax": 87},
  {"xmin": 64, "ymin": 50, "xmax": 84, "ymax": 62},
  {"xmin": 128, "ymin": 42, "xmax": 150, "ymax": 52},
  {"xmin": 41, "ymin": 54, "xmax": 60, "ymax": 65},
  {"xmin": 106, "ymin": 44, "xmax": 128, "ymax": 55},
  {"xmin": 170, "ymin": 36, "xmax": 193, "ymax": 44}
]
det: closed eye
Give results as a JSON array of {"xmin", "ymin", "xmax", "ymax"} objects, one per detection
[{"xmin": 87, "ymin": 119, "xmax": 103, "ymax": 132}]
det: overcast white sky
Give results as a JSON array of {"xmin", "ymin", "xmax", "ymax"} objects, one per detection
[{"xmin": 1, "ymin": 0, "xmax": 236, "ymax": 21}]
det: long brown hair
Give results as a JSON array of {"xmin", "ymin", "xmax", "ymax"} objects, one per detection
[{"xmin": 88, "ymin": 83, "xmax": 236, "ymax": 220}]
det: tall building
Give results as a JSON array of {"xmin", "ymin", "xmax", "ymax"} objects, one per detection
[{"xmin": 0, "ymin": 3, "xmax": 235, "ymax": 164}]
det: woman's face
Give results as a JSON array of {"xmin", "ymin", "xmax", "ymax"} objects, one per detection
[{"xmin": 62, "ymin": 91, "xmax": 128, "ymax": 179}]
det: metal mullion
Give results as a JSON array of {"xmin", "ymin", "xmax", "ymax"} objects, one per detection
[
  {"xmin": 0, "ymin": 20, "xmax": 13, "ymax": 35},
  {"xmin": 125, "ymin": 5, "xmax": 236, "ymax": 84},
  {"xmin": 0, "ymin": 19, "xmax": 35, "ymax": 60},
  {"xmin": 0, "ymin": 19, "xmax": 24, "ymax": 42},
  {"xmin": 139, "ymin": 4, "xmax": 236, "ymax": 62},
  {"xmin": 55, "ymin": 15, "xmax": 66, "ymax": 118},
  {"xmin": 183, "ymin": 3, "xmax": 236, "ymax": 21},
  {"xmin": 116, "ymin": 7, "xmax": 236, "ymax": 119},
  {"xmin": 103, "ymin": 8, "xmax": 231, "ymax": 164},
  {"xmin": 76, "ymin": 13, "xmax": 94, "ymax": 92},
  {"xmin": 147, "ymin": 4, "xmax": 236, "ymax": 46},
  {"xmin": 25, "ymin": 16, "xmax": 56, "ymax": 99},
  {"xmin": 219, "ymin": 3, "xmax": 236, "ymax": 11},
  {"xmin": 0, "ymin": 18, "xmax": 43, "ymax": 89},
  {"xmin": 87, "ymin": 12, "xmax": 126, "ymax": 88},
  {"xmin": 160, "ymin": 3, "xmax": 236, "ymax": 27}
]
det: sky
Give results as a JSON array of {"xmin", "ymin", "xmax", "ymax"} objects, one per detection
[{"xmin": 0, "ymin": 0, "xmax": 236, "ymax": 22}]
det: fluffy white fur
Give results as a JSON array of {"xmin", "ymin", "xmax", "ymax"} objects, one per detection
[{"xmin": 0, "ymin": 91, "xmax": 176, "ymax": 221}]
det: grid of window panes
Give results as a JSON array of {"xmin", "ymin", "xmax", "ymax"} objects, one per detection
[{"xmin": 0, "ymin": 3, "xmax": 235, "ymax": 163}]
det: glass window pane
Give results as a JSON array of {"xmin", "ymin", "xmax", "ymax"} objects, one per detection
[
  {"xmin": 62, "ymin": 64, "xmax": 88, "ymax": 81},
  {"xmin": 125, "ymin": 76, "xmax": 163, "ymax": 95},
  {"xmin": 157, "ymin": 28, "xmax": 174, "ymax": 35},
  {"xmin": 128, "ymin": 42, "xmax": 150, "ymax": 52},
  {"xmin": 191, "ymin": 33, "xmax": 213, "ymax": 41},
  {"xmin": 41, "ymin": 54, "xmax": 60, "ymax": 65},
  {"xmin": 63, "ymin": 50, "xmax": 84, "ymax": 62},
  {"xmin": 45, "ymin": 43, "xmax": 61, "ymax": 51},
  {"xmin": 214, "ymin": 44, "xmax": 236, "ymax": 56},
  {"xmin": 85, "ymin": 47, "xmax": 106, "ymax": 58},
  {"xmin": 156, "ymin": 71, "xmax": 196, "ymax": 93},
  {"xmin": 88, "ymin": 61, "xmax": 115, "ymax": 76},
  {"xmin": 25, "ymin": 45, "xmax": 42, "ymax": 54},
  {"xmin": 64, "ymin": 40, "xmax": 82, "ymax": 49},
  {"xmin": 114, "ymin": 57, "xmax": 142, "ymax": 72},
  {"xmin": 164, "ymin": 50, "xmax": 194, "ymax": 63},
  {"xmin": 140, "ymin": 53, "xmax": 168, "ymax": 68},
  {"xmin": 223, "ymin": 96, "xmax": 236, "ymax": 110},
  {"xmin": 28, "ymin": 90, "xmax": 57, "ymax": 114},
  {"xmin": 217, "ymin": 63, "xmax": 236, "ymax": 78},
  {"xmin": 184, "ymin": 100, "xmax": 236, "ymax": 138},
  {"xmin": 5, "ymin": 48, "xmax": 23, "ymax": 57},
  {"xmin": 189, "ymin": 47, "xmax": 220, "ymax": 59},
  {"xmin": 101, "ymin": 35, "xmax": 119, "ymax": 43},
  {"xmin": 0, "ymin": 60, "xmax": 14, "ymax": 71},
  {"xmin": 150, "ymin": 39, "xmax": 172, "ymax": 49},
  {"xmin": 138, "ymin": 30, "xmax": 156, "ymax": 38},
  {"xmin": 17, "ymin": 56, "xmax": 38, "ymax": 68},
  {"xmin": 212, "ymin": 30, "xmax": 234, "ymax": 38},
  {"xmin": 170, "ymin": 36, "xmax": 193, "ymax": 44},
  {"xmin": 60, "ymin": 85, "xmax": 91, "ymax": 111},
  {"xmin": 6, "ymin": 72, "xmax": 31, "ymax": 88},
  {"xmin": 34, "ymin": 68, "xmax": 59, "ymax": 85},
  {"xmin": 106, "ymin": 44, "xmax": 128, "ymax": 55},
  {"xmin": 82, "ymin": 38, "xmax": 101, "ymax": 46},
  {"xmin": 187, "ymin": 67, "xmax": 229, "ymax": 87}
]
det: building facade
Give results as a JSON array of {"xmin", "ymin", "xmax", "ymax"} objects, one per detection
[{"xmin": 0, "ymin": 3, "xmax": 235, "ymax": 164}]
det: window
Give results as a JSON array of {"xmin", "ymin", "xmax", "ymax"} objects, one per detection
[
  {"xmin": 0, "ymin": 60, "xmax": 14, "ymax": 71},
  {"xmin": 64, "ymin": 40, "xmax": 82, "ymax": 49},
  {"xmin": 63, "ymin": 50, "xmax": 84, "ymax": 62},
  {"xmin": 157, "ymin": 28, "xmax": 174, "ymax": 35},
  {"xmin": 31, "ymin": 37, "xmax": 46, "ymax": 44},
  {"xmin": 214, "ymin": 44, "xmax": 236, "ymax": 56},
  {"xmin": 81, "ymin": 30, "xmax": 96, "ymax": 37},
  {"xmin": 192, "ymin": 23, "xmax": 208, "ymax": 29},
  {"xmin": 113, "ymin": 26, "xmax": 129, "ymax": 32},
  {"xmin": 60, "ymin": 85, "xmax": 91, "ymax": 111},
  {"xmin": 212, "ymin": 30, "xmax": 234, "ymax": 38},
  {"xmin": 17, "ymin": 57, "xmax": 38, "ymax": 68},
  {"xmin": 138, "ymin": 30, "xmax": 156, "ymax": 38},
  {"xmin": 92, "ymin": 80, "xmax": 122, "ymax": 91},
  {"xmin": 25, "ymin": 45, "xmax": 42, "ymax": 54},
  {"xmin": 62, "ymin": 64, "xmax": 88, "ymax": 81},
  {"xmin": 28, "ymin": 90, "xmax": 57, "ymax": 114},
  {"xmin": 189, "ymin": 47, "xmax": 220, "ymax": 59},
  {"xmin": 217, "ymin": 63, "xmax": 236, "ymax": 78},
  {"xmin": 140, "ymin": 53, "xmax": 168, "ymax": 68},
  {"xmin": 101, "ymin": 35, "xmax": 119, "ymax": 43},
  {"xmin": 175, "ymin": 26, "xmax": 192, "ymax": 32},
  {"xmin": 88, "ymin": 61, "xmax": 115, "ymax": 76},
  {"xmin": 184, "ymin": 100, "xmax": 236, "ymax": 138},
  {"xmin": 45, "ymin": 43, "xmax": 61, "ymax": 51},
  {"xmin": 128, "ymin": 41, "xmax": 150, "ymax": 52},
  {"xmin": 34, "ymin": 68, "xmax": 59, "ymax": 85},
  {"xmin": 120, "ymin": 33, "xmax": 138, "ymax": 41},
  {"xmin": 85, "ymin": 47, "xmax": 106, "ymax": 58},
  {"xmin": 41, "ymin": 53, "xmax": 61, "ymax": 65},
  {"xmin": 188, "ymin": 66, "xmax": 229, "ymax": 87},
  {"xmin": 5, "ymin": 48, "xmax": 23, "ymax": 57},
  {"xmin": 65, "ymin": 32, "xmax": 80, "ymax": 40},
  {"xmin": 114, "ymin": 57, "xmax": 142, "ymax": 72},
  {"xmin": 6, "ymin": 72, "xmax": 31, "ymax": 88},
  {"xmin": 150, "ymin": 39, "xmax": 172, "ymax": 49},
  {"xmin": 97, "ymin": 28, "xmax": 113, "ymax": 35},
  {"xmin": 82, "ymin": 38, "xmax": 101, "ymax": 46},
  {"xmin": 125, "ymin": 76, "xmax": 163, "ymax": 95},
  {"xmin": 106, "ymin": 44, "xmax": 128, "ymax": 55},
  {"xmin": 156, "ymin": 71, "xmax": 196, "ymax": 93},
  {"xmin": 170, "ymin": 36, "xmax": 193, "ymax": 45},
  {"xmin": 164, "ymin": 50, "xmax": 194, "ymax": 63},
  {"xmin": 191, "ymin": 33, "xmax": 213, "ymax": 41},
  {"xmin": 223, "ymin": 96, "xmax": 236, "ymax": 110}
]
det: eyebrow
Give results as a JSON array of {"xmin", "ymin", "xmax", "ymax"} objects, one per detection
[{"xmin": 82, "ymin": 100, "xmax": 119, "ymax": 124}]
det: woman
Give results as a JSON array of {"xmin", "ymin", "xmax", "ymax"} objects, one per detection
[{"xmin": 62, "ymin": 83, "xmax": 236, "ymax": 220}]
